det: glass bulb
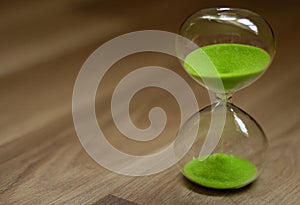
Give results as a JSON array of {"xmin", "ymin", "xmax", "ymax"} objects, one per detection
[
  {"xmin": 176, "ymin": 7, "xmax": 275, "ymax": 94},
  {"xmin": 174, "ymin": 101, "xmax": 268, "ymax": 189}
]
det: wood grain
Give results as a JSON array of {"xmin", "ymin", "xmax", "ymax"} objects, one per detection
[{"xmin": 1, "ymin": 0, "xmax": 300, "ymax": 204}]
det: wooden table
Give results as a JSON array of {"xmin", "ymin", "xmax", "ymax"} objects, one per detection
[{"xmin": 1, "ymin": 0, "xmax": 300, "ymax": 204}]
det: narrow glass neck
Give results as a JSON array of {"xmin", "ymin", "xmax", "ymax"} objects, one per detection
[{"xmin": 215, "ymin": 93, "xmax": 233, "ymax": 103}]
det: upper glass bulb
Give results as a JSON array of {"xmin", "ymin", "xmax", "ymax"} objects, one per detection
[{"xmin": 176, "ymin": 7, "xmax": 275, "ymax": 94}]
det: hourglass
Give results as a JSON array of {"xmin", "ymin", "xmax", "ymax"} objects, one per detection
[{"xmin": 174, "ymin": 8, "xmax": 275, "ymax": 189}]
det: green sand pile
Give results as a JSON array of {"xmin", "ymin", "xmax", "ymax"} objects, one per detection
[
  {"xmin": 183, "ymin": 43, "xmax": 271, "ymax": 90},
  {"xmin": 183, "ymin": 153, "xmax": 257, "ymax": 189}
]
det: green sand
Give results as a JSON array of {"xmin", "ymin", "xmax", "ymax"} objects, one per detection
[
  {"xmin": 183, "ymin": 153, "xmax": 257, "ymax": 189},
  {"xmin": 182, "ymin": 44, "xmax": 265, "ymax": 188},
  {"xmin": 183, "ymin": 43, "xmax": 271, "ymax": 91}
]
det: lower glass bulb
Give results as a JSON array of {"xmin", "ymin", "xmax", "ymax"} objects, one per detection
[{"xmin": 174, "ymin": 101, "xmax": 268, "ymax": 189}]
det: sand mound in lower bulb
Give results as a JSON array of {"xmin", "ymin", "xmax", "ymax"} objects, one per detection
[{"xmin": 183, "ymin": 153, "xmax": 257, "ymax": 189}]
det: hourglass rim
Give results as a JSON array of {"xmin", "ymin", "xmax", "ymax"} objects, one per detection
[{"xmin": 178, "ymin": 7, "xmax": 276, "ymax": 59}]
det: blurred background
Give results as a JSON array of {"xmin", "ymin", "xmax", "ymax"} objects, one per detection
[{"xmin": 1, "ymin": 0, "xmax": 300, "ymax": 204}]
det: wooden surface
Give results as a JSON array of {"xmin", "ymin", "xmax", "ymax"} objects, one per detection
[{"xmin": 1, "ymin": 0, "xmax": 300, "ymax": 204}]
